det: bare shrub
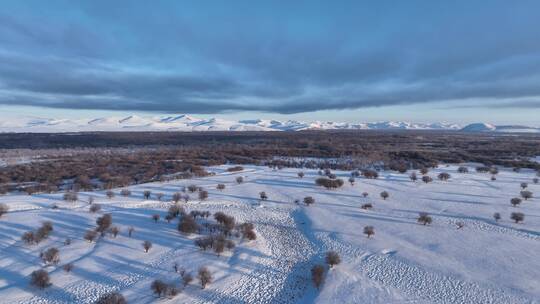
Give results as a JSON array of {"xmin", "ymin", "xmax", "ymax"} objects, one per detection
[
  {"xmin": 106, "ymin": 190, "xmax": 115, "ymax": 199},
  {"xmin": 240, "ymin": 222, "xmax": 256, "ymax": 240},
  {"xmin": 417, "ymin": 212, "xmax": 433, "ymax": 225},
  {"xmin": 198, "ymin": 267, "xmax": 213, "ymax": 289},
  {"xmin": 298, "ymin": 172, "xmax": 305, "ymax": 178},
  {"xmin": 89, "ymin": 204, "xmax": 101, "ymax": 213},
  {"xmin": 64, "ymin": 238, "xmax": 71, "ymax": 246},
  {"xmin": 520, "ymin": 182, "xmax": 528, "ymax": 189},
  {"xmin": 84, "ymin": 230, "xmax": 98, "ymax": 242},
  {"xmin": 150, "ymin": 280, "xmax": 168, "ymax": 298},
  {"xmin": 35, "ymin": 222, "xmax": 53, "ymax": 243},
  {"xmin": 168, "ymin": 204, "xmax": 183, "ymax": 218},
  {"xmin": 22, "ymin": 231, "xmax": 35, "ymax": 244},
  {"xmin": 236, "ymin": 176, "xmax": 244, "ymax": 184},
  {"xmin": 420, "ymin": 167, "xmax": 429, "ymax": 175},
  {"xmin": 380, "ymin": 191, "xmax": 389, "ymax": 200},
  {"xmin": 199, "ymin": 190, "xmax": 209, "ymax": 201},
  {"xmin": 409, "ymin": 172, "xmax": 417, "ymax": 182},
  {"xmin": 178, "ymin": 215, "xmax": 198, "ymax": 234},
  {"xmin": 30, "ymin": 269, "xmax": 51, "ymax": 289},
  {"xmin": 325, "ymin": 251, "xmax": 341, "ymax": 268},
  {"xmin": 362, "ymin": 170, "xmax": 379, "ymax": 179},
  {"xmin": 362, "ymin": 192, "xmax": 369, "ymax": 198},
  {"xmin": 187, "ymin": 184, "xmax": 198, "ymax": 193},
  {"xmin": 511, "ymin": 212, "xmax": 525, "ymax": 223},
  {"xmin": 303, "ymin": 196, "xmax": 315, "ymax": 206},
  {"xmin": 156, "ymin": 193, "xmax": 164, "ymax": 201},
  {"xmin": 259, "ymin": 191, "xmax": 268, "ymax": 201},
  {"xmin": 110, "ymin": 226, "xmax": 120, "ymax": 238},
  {"xmin": 172, "ymin": 192, "xmax": 182, "ymax": 203},
  {"xmin": 152, "ymin": 214, "xmax": 160, "ymax": 223},
  {"xmin": 315, "ymin": 177, "xmax": 344, "ymax": 189},
  {"xmin": 520, "ymin": 190, "xmax": 533, "ymax": 200},
  {"xmin": 96, "ymin": 292, "xmax": 127, "ymax": 304},
  {"xmin": 143, "ymin": 190, "xmax": 151, "ymax": 199},
  {"xmin": 217, "ymin": 184, "xmax": 225, "ymax": 190},
  {"xmin": 63, "ymin": 191, "xmax": 78, "ymax": 202},
  {"xmin": 493, "ymin": 212, "xmax": 501, "ymax": 222},
  {"xmin": 311, "ymin": 264, "xmax": 325, "ymax": 289},
  {"xmin": 361, "ymin": 203, "xmax": 373, "ymax": 210},
  {"xmin": 96, "ymin": 214, "xmax": 112, "ymax": 234},
  {"xmin": 120, "ymin": 189, "xmax": 131, "ymax": 197},
  {"xmin": 227, "ymin": 166, "xmax": 244, "ymax": 172},
  {"xmin": 422, "ymin": 175, "xmax": 433, "ymax": 183},
  {"xmin": 40, "ymin": 247, "xmax": 60, "ymax": 265},
  {"xmin": 128, "ymin": 226, "xmax": 134, "ymax": 237},
  {"xmin": 0, "ymin": 203, "xmax": 9, "ymax": 217},
  {"xmin": 437, "ymin": 172, "xmax": 451, "ymax": 181},
  {"xmin": 363, "ymin": 226, "xmax": 375, "ymax": 238},
  {"xmin": 182, "ymin": 272, "xmax": 194, "ymax": 287},
  {"xmin": 533, "ymin": 178, "xmax": 539, "ymax": 184},
  {"xmin": 143, "ymin": 240, "xmax": 152, "ymax": 252},
  {"xmin": 457, "ymin": 166, "xmax": 469, "ymax": 173},
  {"xmin": 510, "ymin": 197, "xmax": 522, "ymax": 207},
  {"xmin": 63, "ymin": 263, "xmax": 74, "ymax": 273},
  {"xmin": 456, "ymin": 222, "xmax": 465, "ymax": 229},
  {"xmin": 348, "ymin": 177, "xmax": 355, "ymax": 185}
]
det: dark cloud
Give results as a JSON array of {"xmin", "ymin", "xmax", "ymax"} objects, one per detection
[{"xmin": 0, "ymin": 1, "xmax": 540, "ymax": 114}]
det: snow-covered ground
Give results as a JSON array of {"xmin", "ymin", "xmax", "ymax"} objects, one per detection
[{"xmin": 0, "ymin": 165, "xmax": 538, "ymax": 303}]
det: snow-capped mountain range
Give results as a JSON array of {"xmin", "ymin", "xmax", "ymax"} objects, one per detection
[{"xmin": 0, "ymin": 115, "xmax": 538, "ymax": 133}]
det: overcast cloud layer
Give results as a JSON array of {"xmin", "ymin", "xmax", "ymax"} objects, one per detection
[{"xmin": 1, "ymin": 0, "xmax": 540, "ymax": 114}]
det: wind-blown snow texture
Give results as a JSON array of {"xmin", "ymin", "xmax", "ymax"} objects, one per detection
[
  {"xmin": 3, "ymin": 115, "xmax": 537, "ymax": 133},
  {"xmin": 0, "ymin": 164, "xmax": 539, "ymax": 303}
]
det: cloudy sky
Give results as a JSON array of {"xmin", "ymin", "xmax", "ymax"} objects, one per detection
[{"xmin": 1, "ymin": 0, "xmax": 539, "ymax": 125}]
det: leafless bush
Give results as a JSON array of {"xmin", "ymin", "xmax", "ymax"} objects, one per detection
[
  {"xmin": 361, "ymin": 203, "xmax": 373, "ymax": 210},
  {"xmin": 409, "ymin": 172, "xmax": 417, "ymax": 181},
  {"xmin": 298, "ymin": 172, "xmax": 304, "ymax": 178},
  {"xmin": 152, "ymin": 214, "xmax": 160, "ymax": 223},
  {"xmin": 227, "ymin": 166, "xmax": 244, "ymax": 172},
  {"xmin": 362, "ymin": 192, "xmax": 369, "ymax": 198},
  {"xmin": 0, "ymin": 203, "xmax": 8, "ymax": 217},
  {"xmin": 63, "ymin": 191, "xmax": 78, "ymax": 202},
  {"xmin": 457, "ymin": 166, "xmax": 469, "ymax": 173},
  {"xmin": 128, "ymin": 226, "xmax": 134, "ymax": 237},
  {"xmin": 106, "ymin": 190, "xmax": 115, "ymax": 199},
  {"xmin": 178, "ymin": 215, "xmax": 198, "ymax": 234},
  {"xmin": 217, "ymin": 183, "xmax": 225, "ymax": 190},
  {"xmin": 380, "ymin": 191, "xmax": 389, "ymax": 200},
  {"xmin": 325, "ymin": 251, "xmax": 341, "ymax": 268},
  {"xmin": 110, "ymin": 226, "xmax": 120, "ymax": 237},
  {"xmin": 89, "ymin": 204, "xmax": 101, "ymax": 213},
  {"xmin": 199, "ymin": 190, "xmax": 209, "ymax": 201},
  {"xmin": 143, "ymin": 240, "xmax": 152, "ymax": 252},
  {"xmin": 511, "ymin": 197, "xmax": 522, "ymax": 207},
  {"xmin": 182, "ymin": 272, "xmax": 194, "ymax": 287},
  {"xmin": 420, "ymin": 167, "xmax": 429, "ymax": 175},
  {"xmin": 96, "ymin": 214, "xmax": 112, "ymax": 234},
  {"xmin": 520, "ymin": 182, "xmax": 528, "ymax": 189},
  {"xmin": 311, "ymin": 264, "xmax": 325, "ymax": 289},
  {"xmin": 259, "ymin": 191, "xmax": 268, "ymax": 201},
  {"xmin": 520, "ymin": 190, "xmax": 533, "ymax": 200},
  {"xmin": 236, "ymin": 176, "xmax": 244, "ymax": 184},
  {"xmin": 198, "ymin": 267, "xmax": 212, "ymax": 289},
  {"xmin": 150, "ymin": 280, "xmax": 174, "ymax": 298},
  {"xmin": 156, "ymin": 193, "xmax": 164, "ymax": 201},
  {"xmin": 315, "ymin": 177, "xmax": 344, "ymax": 189},
  {"xmin": 456, "ymin": 222, "xmax": 465, "ymax": 229},
  {"xmin": 187, "ymin": 184, "xmax": 198, "ymax": 193},
  {"xmin": 35, "ymin": 222, "xmax": 53, "ymax": 243},
  {"xmin": 363, "ymin": 226, "xmax": 375, "ymax": 238},
  {"xmin": 22, "ymin": 231, "xmax": 35, "ymax": 244},
  {"xmin": 438, "ymin": 172, "xmax": 451, "ymax": 181},
  {"xmin": 533, "ymin": 178, "xmax": 539, "ymax": 184},
  {"xmin": 511, "ymin": 212, "xmax": 525, "ymax": 223},
  {"xmin": 476, "ymin": 166, "xmax": 490, "ymax": 173},
  {"xmin": 64, "ymin": 238, "xmax": 71, "ymax": 245},
  {"xmin": 96, "ymin": 292, "xmax": 127, "ymax": 304},
  {"xmin": 417, "ymin": 212, "xmax": 433, "ymax": 225},
  {"xmin": 120, "ymin": 189, "xmax": 131, "ymax": 197},
  {"xmin": 63, "ymin": 263, "xmax": 74, "ymax": 273},
  {"xmin": 348, "ymin": 177, "xmax": 355, "ymax": 185},
  {"xmin": 303, "ymin": 196, "xmax": 315, "ymax": 206},
  {"xmin": 493, "ymin": 212, "xmax": 501, "ymax": 222},
  {"xmin": 422, "ymin": 175, "xmax": 433, "ymax": 183},
  {"xmin": 40, "ymin": 247, "xmax": 60, "ymax": 265},
  {"xmin": 240, "ymin": 223, "xmax": 256, "ymax": 240},
  {"xmin": 30, "ymin": 269, "xmax": 51, "ymax": 289},
  {"xmin": 143, "ymin": 190, "xmax": 151, "ymax": 199},
  {"xmin": 84, "ymin": 230, "xmax": 98, "ymax": 242},
  {"xmin": 172, "ymin": 192, "xmax": 182, "ymax": 203},
  {"xmin": 362, "ymin": 169, "xmax": 379, "ymax": 179}
]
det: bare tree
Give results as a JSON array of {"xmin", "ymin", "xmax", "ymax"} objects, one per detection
[
  {"xmin": 182, "ymin": 272, "xmax": 194, "ymax": 287},
  {"xmin": 156, "ymin": 193, "xmax": 164, "ymax": 201},
  {"xmin": 143, "ymin": 240, "xmax": 152, "ymax": 252},
  {"xmin": 143, "ymin": 190, "xmax": 151, "ymax": 199},
  {"xmin": 217, "ymin": 184, "xmax": 225, "ymax": 190},
  {"xmin": 40, "ymin": 247, "xmax": 60, "ymax": 265},
  {"xmin": 178, "ymin": 215, "xmax": 198, "ymax": 234},
  {"xmin": 84, "ymin": 230, "xmax": 98, "ymax": 242},
  {"xmin": 420, "ymin": 167, "xmax": 429, "ymax": 175},
  {"xmin": 30, "ymin": 269, "xmax": 51, "ymax": 289},
  {"xmin": 417, "ymin": 212, "xmax": 433, "ymax": 225},
  {"xmin": 0, "ymin": 203, "xmax": 8, "ymax": 218},
  {"xmin": 120, "ymin": 189, "xmax": 131, "ymax": 197},
  {"xmin": 63, "ymin": 191, "xmax": 78, "ymax": 202},
  {"xmin": 298, "ymin": 172, "xmax": 305, "ymax": 178},
  {"xmin": 520, "ymin": 190, "xmax": 533, "ymax": 200},
  {"xmin": 438, "ymin": 172, "xmax": 451, "ymax": 181},
  {"xmin": 259, "ymin": 191, "xmax": 268, "ymax": 201},
  {"xmin": 187, "ymin": 184, "xmax": 198, "ymax": 193},
  {"xmin": 304, "ymin": 196, "xmax": 315, "ymax": 206},
  {"xmin": 172, "ymin": 192, "xmax": 182, "ymax": 203},
  {"xmin": 106, "ymin": 190, "xmax": 115, "ymax": 199},
  {"xmin": 493, "ymin": 212, "xmax": 501, "ymax": 222},
  {"xmin": 198, "ymin": 267, "xmax": 213, "ymax": 289},
  {"xmin": 348, "ymin": 177, "xmax": 355, "ymax": 185},
  {"xmin": 89, "ymin": 204, "xmax": 101, "ymax": 213},
  {"xmin": 361, "ymin": 203, "xmax": 373, "ymax": 210},
  {"xmin": 457, "ymin": 166, "xmax": 469, "ymax": 173},
  {"xmin": 110, "ymin": 226, "xmax": 120, "ymax": 238},
  {"xmin": 96, "ymin": 292, "xmax": 127, "ymax": 304},
  {"xmin": 511, "ymin": 197, "xmax": 522, "ymax": 207},
  {"xmin": 409, "ymin": 172, "xmax": 417, "ymax": 182},
  {"xmin": 510, "ymin": 212, "xmax": 525, "ymax": 223},
  {"xmin": 199, "ymin": 190, "xmax": 209, "ymax": 201},
  {"xmin": 311, "ymin": 264, "xmax": 325, "ymax": 289},
  {"xmin": 325, "ymin": 251, "xmax": 341, "ymax": 268},
  {"xmin": 380, "ymin": 191, "xmax": 389, "ymax": 200},
  {"xmin": 63, "ymin": 263, "xmax": 74, "ymax": 273},
  {"xmin": 22, "ymin": 231, "xmax": 35, "ymax": 244},
  {"xmin": 152, "ymin": 214, "xmax": 160, "ymax": 223},
  {"xmin": 236, "ymin": 176, "xmax": 244, "ymax": 184},
  {"xmin": 150, "ymin": 280, "xmax": 169, "ymax": 298},
  {"xmin": 520, "ymin": 182, "xmax": 528, "ymax": 190},
  {"xmin": 362, "ymin": 192, "xmax": 369, "ymax": 198},
  {"xmin": 422, "ymin": 176, "xmax": 433, "ymax": 184},
  {"xmin": 128, "ymin": 226, "xmax": 134, "ymax": 237},
  {"xmin": 533, "ymin": 178, "xmax": 539, "ymax": 184},
  {"xmin": 363, "ymin": 226, "xmax": 375, "ymax": 238},
  {"xmin": 96, "ymin": 214, "xmax": 112, "ymax": 234}
]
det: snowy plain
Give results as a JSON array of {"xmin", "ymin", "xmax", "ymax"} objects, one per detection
[{"xmin": 0, "ymin": 164, "xmax": 539, "ymax": 303}]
